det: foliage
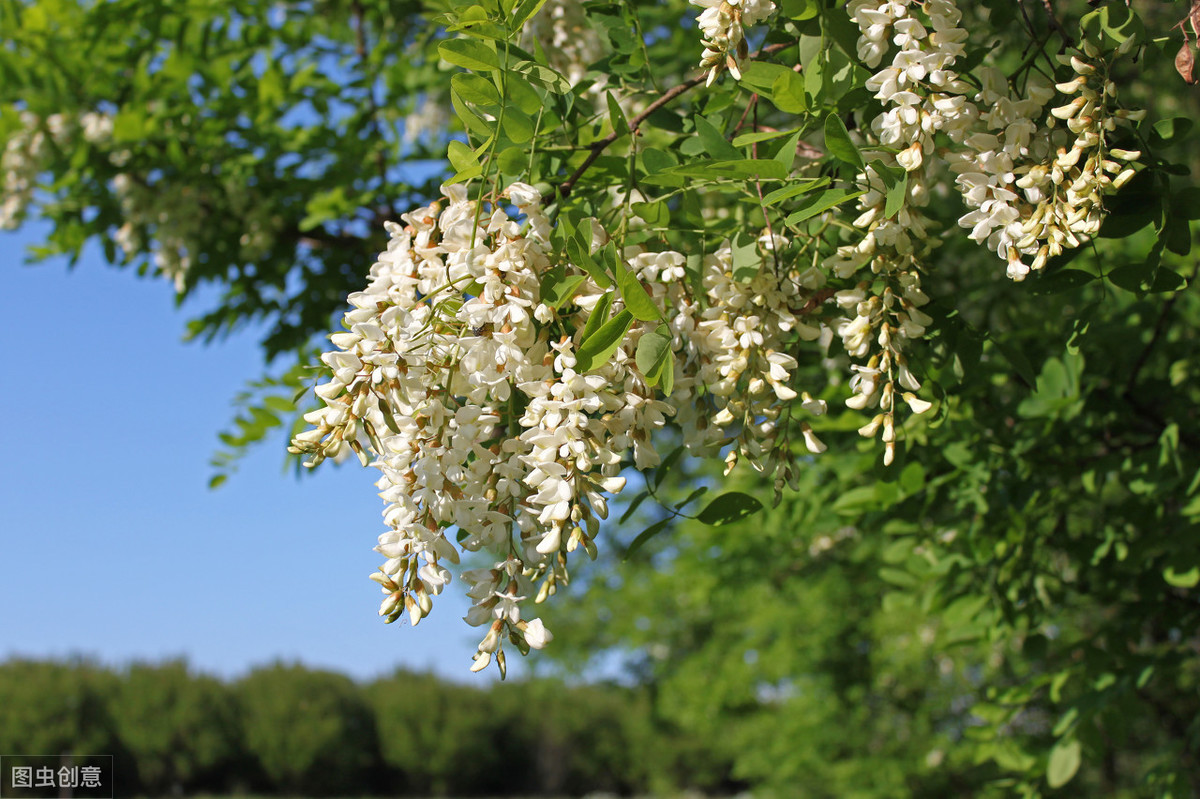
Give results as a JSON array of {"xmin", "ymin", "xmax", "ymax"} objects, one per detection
[
  {"xmin": 234, "ymin": 663, "xmax": 383, "ymax": 796},
  {"xmin": 542, "ymin": 196, "xmax": 1200, "ymax": 795},
  {"xmin": 0, "ymin": 658, "xmax": 722, "ymax": 797},
  {"xmin": 4, "ymin": 0, "xmax": 1200, "ymax": 794},
  {"xmin": 109, "ymin": 660, "xmax": 245, "ymax": 795},
  {"xmin": 0, "ymin": 658, "xmax": 126, "ymax": 765}
]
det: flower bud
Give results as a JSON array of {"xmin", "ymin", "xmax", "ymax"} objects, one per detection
[
  {"xmin": 800, "ymin": 423, "xmax": 827, "ymax": 454},
  {"xmin": 902, "ymin": 393, "xmax": 932, "ymax": 414}
]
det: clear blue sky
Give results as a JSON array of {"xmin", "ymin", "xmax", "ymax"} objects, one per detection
[{"xmin": 0, "ymin": 225, "xmax": 514, "ymax": 682}]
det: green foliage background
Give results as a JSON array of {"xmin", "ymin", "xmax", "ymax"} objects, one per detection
[{"xmin": 0, "ymin": 658, "xmax": 725, "ymax": 797}]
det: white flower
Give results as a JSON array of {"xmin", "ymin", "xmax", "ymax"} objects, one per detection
[{"xmin": 523, "ymin": 618, "xmax": 554, "ymax": 649}]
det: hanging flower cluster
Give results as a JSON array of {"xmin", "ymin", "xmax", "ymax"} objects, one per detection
[
  {"xmin": 960, "ymin": 43, "xmax": 1142, "ymax": 280},
  {"xmin": 828, "ymin": 0, "xmax": 1146, "ymax": 460},
  {"xmin": 823, "ymin": 0, "xmax": 976, "ymax": 464},
  {"xmin": 290, "ymin": 182, "xmax": 828, "ymax": 673},
  {"xmin": 1, "ymin": 112, "xmax": 111, "ymax": 229},
  {"xmin": 519, "ymin": 0, "xmax": 605, "ymax": 88},
  {"xmin": 1, "ymin": 109, "xmax": 280, "ymax": 291},
  {"xmin": 692, "ymin": 0, "xmax": 778, "ymax": 85},
  {"xmin": 845, "ymin": 0, "xmax": 1144, "ymax": 284}
]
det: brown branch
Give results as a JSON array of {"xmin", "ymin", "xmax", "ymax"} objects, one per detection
[
  {"xmin": 1039, "ymin": 0, "xmax": 1075, "ymax": 46},
  {"xmin": 552, "ymin": 41, "xmax": 792, "ymax": 202},
  {"xmin": 800, "ymin": 287, "xmax": 837, "ymax": 316}
]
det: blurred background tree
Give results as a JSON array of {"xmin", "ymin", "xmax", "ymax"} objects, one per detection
[
  {"xmin": 110, "ymin": 661, "xmax": 246, "ymax": 795},
  {"xmin": 235, "ymin": 663, "xmax": 383, "ymax": 795}
]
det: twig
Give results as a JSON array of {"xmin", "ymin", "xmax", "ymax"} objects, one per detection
[
  {"xmin": 1040, "ymin": 0, "xmax": 1075, "ymax": 46},
  {"xmin": 552, "ymin": 41, "xmax": 791, "ymax": 201},
  {"xmin": 1124, "ymin": 293, "xmax": 1178, "ymax": 395}
]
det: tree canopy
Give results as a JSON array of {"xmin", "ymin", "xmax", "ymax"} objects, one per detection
[{"xmin": 4, "ymin": 0, "xmax": 1199, "ymax": 793}]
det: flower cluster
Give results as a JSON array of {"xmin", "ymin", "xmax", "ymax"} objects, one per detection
[
  {"xmin": 290, "ymin": 184, "xmax": 653, "ymax": 674},
  {"xmin": 950, "ymin": 43, "xmax": 1144, "ymax": 279},
  {"xmin": 290, "ymin": 0, "xmax": 1155, "ymax": 672},
  {"xmin": 292, "ymin": 183, "xmax": 829, "ymax": 672},
  {"xmin": 1, "ymin": 112, "xmax": 110, "ymax": 229},
  {"xmin": 833, "ymin": 0, "xmax": 1146, "ymax": 458},
  {"xmin": 110, "ymin": 171, "xmax": 281, "ymax": 292},
  {"xmin": 519, "ymin": 0, "xmax": 605, "ymax": 88},
  {"xmin": 691, "ymin": 0, "xmax": 777, "ymax": 85},
  {"xmin": 824, "ymin": 0, "xmax": 976, "ymax": 462},
  {"xmin": 1, "ymin": 109, "xmax": 280, "ymax": 292},
  {"xmin": 667, "ymin": 238, "xmax": 828, "ymax": 480}
]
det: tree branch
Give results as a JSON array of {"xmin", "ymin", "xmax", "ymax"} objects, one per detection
[{"xmin": 551, "ymin": 41, "xmax": 792, "ymax": 201}]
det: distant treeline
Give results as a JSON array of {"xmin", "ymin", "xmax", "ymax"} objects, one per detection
[{"xmin": 0, "ymin": 658, "xmax": 737, "ymax": 797}]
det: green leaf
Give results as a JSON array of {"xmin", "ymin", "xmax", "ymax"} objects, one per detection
[
  {"xmin": 1163, "ymin": 214, "xmax": 1191, "ymax": 256},
  {"xmin": 504, "ymin": 73, "xmax": 544, "ymax": 115},
  {"xmin": 696, "ymin": 492, "xmax": 763, "ymax": 526},
  {"xmin": 773, "ymin": 127, "xmax": 804, "ymax": 171},
  {"xmin": 447, "ymin": 19, "xmax": 509, "ymax": 42},
  {"xmin": 619, "ymin": 490, "xmax": 649, "ymax": 523},
  {"xmin": 575, "ymin": 309, "xmax": 633, "ymax": 372},
  {"xmin": 785, "ymin": 188, "xmax": 865, "ymax": 225},
  {"xmin": 618, "ymin": 267, "xmax": 661, "ymax": 322},
  {"xmin": 1047, "ymin": 739, "xmax": 1082, "ymax": 789},
  {"xmin": 674, "ymin": 486, "xmax": 709, "ymax": 510},
  {"xmin": 781, "ymin": 0, "xmax": 819, "ymax": 20},
  {"xmin": 762, "ymin": 177, "xmax": 831, "ymax": 205},
  {"xmin": 631, "ymin": 200, "xmax": 669, "ymax": 226},
  {"xmin": 883, "ymin": 169, "xmax": 908, "ymax": 218},
  {"xmin": 824, "ymin": 113, "xmax": 864, "ymax": 170},
  {"xmin": 804, "ymin": 55, "xmax": 823, "ymax": 100},
  {"xmin": 645, "ymin": 159, "xmax": 788, "ymax": 182},
  {"xmin": 501, "ymin": 106, "xmax": 535, "ymax": 143},
  {"xmin": 624, "ymin": 518, "xmax": 671, "ymax": 560},
  {"xmin": 641, "ymin": 147, "xmax": 679, "ymax": 174},
  {"xmin": 1149, "ymin": 267, "xmax": 1187, "ymax": 293},
  {"xmin": 692, "ymin": 115, "xmax": 741, "ymax": 160},
  {"xmin": 606, "ymin": 90, "xmax": 628, "ymax": 136},
  {"xmin": 1173, "ymin": 187, "xmax": 1200, "ymax": 219},
  {"xmin": 580, "ymin": 290, "xmax": 614, "ymax": 344},
  {"xmin": 635, "ymin": 326, "xmax": 672, "ymax": 381},
  {"xmin": 510, "ymin": 59, "xmax": 570, "ymax": 94},
  {"xmin": 447, "ymin": 140, "xmax": 483, "ymax": 181},
  {"xmin": 659, "ymin": 350, "xmax": 675, "ymax": 395},
  {"xmin": 568, "ymin": 236, "xmax": 612, "ymax": 288},
  {"xmin": 730, "ymin": 230, "xmax": 761, "ymax": 280},
  {"xmin": 832, "ymin": 486, "xmax": 878, "ymax": 515},
  {"xmin": 495, "ymin": 145, "xmax": 527, "ymax": 176},
  {"xmin": 438, "ymin": 38, "xmax": 501, "ymax": 72},
  {"xmin": 540, "ymin": 269, "xmax": 586, "ymax": 309},
  {"xmin": 451, "ymin": 91, "xmax": 495, "ymax": 139},
  {"xmin": 1164, "ymin": 566, "xmax": 1200, "ymax": 588},
  {"xmin": 1030, "ymin": 269, "xmax": 1095, "ymax": 294},
  {"xmin": 1151, "ymin": 116, "xmax": 1193, "ymax": 143},
  {"xmin": 738, "ymin": 61, "xmax": 795, "ymax": 94},
  {"xmin": 770, "ymin": 70, "xmax": 807, "ymax": 113},
  {"xmin": 989, "ymin": 337, "xmax": 1037, "ymax": 387},
  {"xmin": 654, "ymin": 446, "xmax": 685, "ymax": 489},
  {"xmin": 731, "ymin": 129, "xmax": 794, "ymax": 147},
  {"xmin": 510, "ymin": 0, "xmax": 550, "ymax": 29},
  {"xmin": 451, "ymin": 72, "xmax": 500, "ymax": 106}
]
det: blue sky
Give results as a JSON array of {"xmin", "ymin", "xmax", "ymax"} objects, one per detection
[{"xmin": 0, "ymin": 225, "xmax": 514, "ymax": 682}]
